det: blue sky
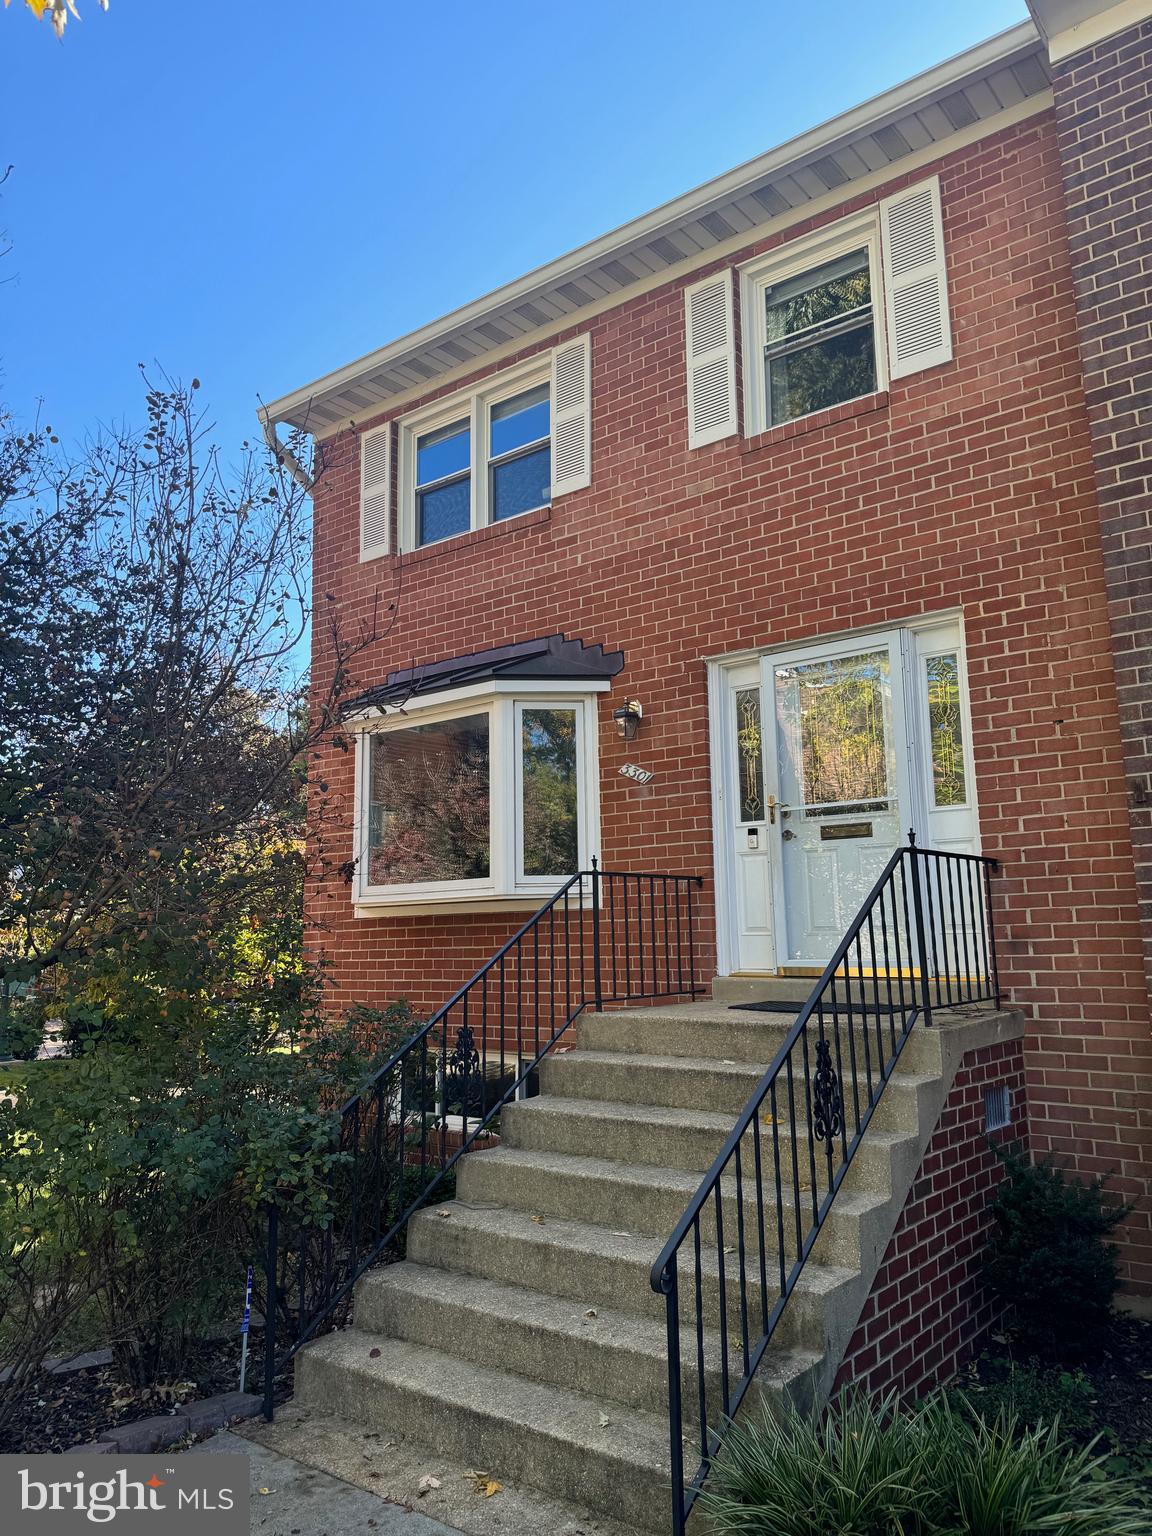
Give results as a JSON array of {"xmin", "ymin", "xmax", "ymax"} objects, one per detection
[{"xmin": 1, "ymin": 0, "xmax": 1029, "ymax": 457}]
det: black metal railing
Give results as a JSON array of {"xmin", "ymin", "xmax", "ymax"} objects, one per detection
[
  {"xmin": 650, "ymin": 841, "xmax": 1000, "ymax": 1534},
  {"xmin": 261, "ymin": 861, "xmax": 703, "ymax": 1418}
]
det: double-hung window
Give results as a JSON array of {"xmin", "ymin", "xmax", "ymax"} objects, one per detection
[
  {"xmin": 740, "ymin": 214, "xmax": 886, "ymax": 435},
  {"xmin": 402, "ymin": 366, "xmax": 552, "ymax": 550},
  {"xmin": 490, "ymin": 385, "xmax": 550, "ymax": 523},
  {"xmin": 352, "ymin": 686, "xmax": 603, "ymax": 909},
  {"xmin": 762, "ymin": 248, "xmax": 876, "ymax": 427},
  {"xmin": 415, "ymin": 418, "xmax": 472, "ymax": 546}
]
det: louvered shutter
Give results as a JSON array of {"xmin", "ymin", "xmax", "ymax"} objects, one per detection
[
  {"xmin": 685, "ymin": 271, "xmax": 737, "ymax": 448},
  {"xmin": 551, "ymin": 335, "xmax": 592, "ymax": 495},
  {"xmin": 880, "ymin": 176, "xmax": 953, "ymax": 380},
  {"xmin": 359, "ymin": 425, "xmax": 391, "ymax": 559}
]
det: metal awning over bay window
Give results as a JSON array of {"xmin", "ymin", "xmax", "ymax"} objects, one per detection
[{"xmin": 344, "ymin": 636, "xmax": 623, "ymax": 913}]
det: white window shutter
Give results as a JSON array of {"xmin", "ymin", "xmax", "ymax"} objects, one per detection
[
  {"xmin": 551, "ymin": 334, "xmax": 592, "ymax": 495},
  {"xmin": 880, "ymin": 176, "xmax": 953, "ymax": 380},
  {"xmin": 359, "ymin": 425, "xmax": 391, "ymax": 559},
  {"xmin": 685, "ymin": 271, "xmax": 737, "ymax": 448}
]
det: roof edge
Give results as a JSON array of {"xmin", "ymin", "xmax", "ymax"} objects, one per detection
[{"xmin": 263, "ymin": 19, "xmax": 1043, "ymax": 430}]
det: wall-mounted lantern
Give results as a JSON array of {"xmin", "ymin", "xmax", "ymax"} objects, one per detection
[{"xmin": 612, "ymin": 699, "xmax": 643, "ymax": 741}]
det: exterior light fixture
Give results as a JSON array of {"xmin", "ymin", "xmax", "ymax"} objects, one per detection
[{"xmin": 612, "ymin": 700, "xmax": 643, "ymax": 741}]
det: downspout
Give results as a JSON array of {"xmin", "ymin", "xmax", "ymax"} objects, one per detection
[{"xmin": 260, "ymin": 406, "xmax": 315, "ymax": 494}]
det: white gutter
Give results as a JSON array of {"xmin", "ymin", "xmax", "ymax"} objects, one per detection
[{"xmin": 260, "ymin": 409, "xmax": 315, "ymax": 493}]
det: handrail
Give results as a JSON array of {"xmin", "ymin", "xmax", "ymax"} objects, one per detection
[
  {"xmin": 333, "ymin": 869, "xmax": 587, "ymax": 1118},
  {"xmin": 651, "ymin": 842, "xmax": 1001, "ymax": 1535},
  {"xmin": 261, "ymin": 860, "xmax": 704, "ymax": 1419}
]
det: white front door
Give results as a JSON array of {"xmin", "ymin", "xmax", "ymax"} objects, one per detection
[
  {"xmin": 762, "ymin": 632, "xmax": 912, "ymax": 968},
  {"xmin": 713, "ymin": 619, "xmax": 980, "ymax": 977}
]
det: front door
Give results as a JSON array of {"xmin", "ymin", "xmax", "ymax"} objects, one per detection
[{"xmin": 762, "ymin": 632, "xmax": 911, "ymax": 968}]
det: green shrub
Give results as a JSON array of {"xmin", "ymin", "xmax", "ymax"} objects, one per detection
[
  {"xmin": 936, "ymin": 1396, "xmax": 1148, "ymax": 1535},
  {"xmin": 0, "ymin": 997, "xmax": 412, "ymax": 1420},
  {"xmin": 984, "ymin": 1144, "xmax": 1131, "ymax": 1358},
  {"xmin": 702, "ymin": 1390, "xmax": 1147, "ymax": 1536},
  {"xmin": 0, "ymin": 992, "xmax": 46, "ymax": 1061},
  {"xmin": 702, "ymin": 1390, "xmax": 937, "ymax": 1535},
  {"xmin": 948, "ymin": 1353, "xmax": 1097, "ymax": 1439}
]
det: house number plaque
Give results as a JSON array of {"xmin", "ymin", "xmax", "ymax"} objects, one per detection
[
  {"xmin": 619, "ymin": 762, "xmax": 654, "ymax": 785},
  {"xmin": 820, "ymin": 821, "xmax": 873, "ymax": 840}
]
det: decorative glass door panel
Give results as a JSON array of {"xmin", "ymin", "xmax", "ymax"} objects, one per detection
[
  {"xmin": 724, "ymin": 673, "xmax": 775, "ymax": 971},
  {"xmin": 764, "ymin": 638, "xmax": 908, "ymax": 966}
]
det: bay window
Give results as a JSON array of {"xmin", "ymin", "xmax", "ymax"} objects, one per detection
[{"xmin": 353, "ymin": 686, "xmax": 601, "ymax": 909}]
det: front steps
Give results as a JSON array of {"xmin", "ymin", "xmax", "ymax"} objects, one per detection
[{"xmin": 295, "ymin": 997, "xmax": 1025, "ymax": 1533}]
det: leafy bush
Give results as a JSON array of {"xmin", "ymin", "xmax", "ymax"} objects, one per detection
[
  {"xmin": 984, "ymin": 1144, "xmax": 1131, "ymax": 1357},
  {"xmin": 0, "ymin": 995, "xmax": 416, "ymax": 1425},
  {"xmin": 948, "ymin": 1353, "xmax": 1097, "ymax": 1439},
  {"xmin": 702, "ymin": 1389, "xmax": 1148, "ymax": 1536},
  {"xmin": 0, "ymin": 992, "xmax": 46, "ymax": 1061}
]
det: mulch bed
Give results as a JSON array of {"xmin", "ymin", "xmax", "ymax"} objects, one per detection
[
  {"xmin": 0, "ymin": 1329, "xmax": 287, "ymax": 1454},
  {"xmin": 958, "ymin": 1313, "xmax": 1152, "ymax": 1494}
]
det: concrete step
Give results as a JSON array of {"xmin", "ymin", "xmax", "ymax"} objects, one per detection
[
  {"xmin": 295, "ymin": 1329, "xmax": 675, "ymax": 1533},
  {"xmin": 538, "ymin": 1046, "xmax": 936, "ymax": 1132},
  {"xmin": 456, "ymin": 1144, "xmax": 887, "ymax": 1267},
  {"xmin": 501, "ymin": 1093, "xmax": 918, "ymax": 1186},
  {"xmin": 354, "ymin": 1261, "xmax": 823, "ymax": 1423},
  {"xmin": 577, "ymin": 1002, "xmax": 945, "ymax": 1075},
  {"xmin": 406, "ymin": 1199, "xmax": 857, "ymax": 1351},
  {"xmin": 711, "ymin": 975, "xmax": 816, "ymax": 1004}
]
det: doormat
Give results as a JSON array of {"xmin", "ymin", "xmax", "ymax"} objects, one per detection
[{"xmin": 729, "ymin": 1000, "xmax": 903, "ymax": 1017}]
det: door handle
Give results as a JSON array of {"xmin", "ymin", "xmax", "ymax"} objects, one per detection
[{"xmin": 766, "ymin": 795, "xmax": 790, "ymax": 825}]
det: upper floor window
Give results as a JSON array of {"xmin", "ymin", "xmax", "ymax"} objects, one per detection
[
  {"xmin": 762, "ymin": 248, "xmax": 876, "ymax": 427},
  {"xmin": 401, "ymin": 366, "xmax": 552, "ymax": 550},
  {"xmin": 740, "ymin": 213, "xmax": 885, "ymax": 436}
]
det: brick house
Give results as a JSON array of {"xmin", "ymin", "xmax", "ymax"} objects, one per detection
[{"xmin": 259, "ymin": 4, "xmax": 1152, "ymax": 1526}]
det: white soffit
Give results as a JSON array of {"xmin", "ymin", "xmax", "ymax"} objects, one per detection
[{"xmin": 264, "ymin": 21, "xmax": 1050, "ymax": 438}]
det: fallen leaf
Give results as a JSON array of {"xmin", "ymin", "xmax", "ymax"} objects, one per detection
[
  {"xmin": 417, "ymin": 1475, "xmax": 442, "ymax": 1496},
  {"xmin": 369, "ymin": 1347, "xmax": 381, "ymax": 1359},
  {"xmin": 599, "ymin": 1412, "xmax": 611, "ymax": 1427},
  {"xmin": 531, "ymin": 1214, "xmax": 545, "ymax": 1224},
  {"xmin": 258, "ymin": 1487, "xmax": 272, "ymax": 1496},
  {"xmin": 583, "ymin": 1308, "xmax": 598, "ymax": 1318},
  {"xmin": 437, "ymin": 1209, "xmax": 452, "ymax": 1219}
]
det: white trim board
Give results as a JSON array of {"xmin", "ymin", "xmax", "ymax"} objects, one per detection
[{"xmin": 1029, "ymin": 0, "xmax": 1152, "ymax": 61}]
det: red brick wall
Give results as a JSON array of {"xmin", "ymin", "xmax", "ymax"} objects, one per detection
[
  {"xmin": 1047, "ymin": 20, "xmax": 1152, "ymax": 992},
  {"xmin": 835, "ymin": 1038, "xmax": 1026, "ymax": 1398},
  {"xmin": 307, "ymin": 110, "xmax": 1152, "ymax": 1292}
]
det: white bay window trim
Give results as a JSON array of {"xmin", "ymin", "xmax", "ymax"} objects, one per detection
[
  {"xmin": 739, "ymin": 208, "xmax": 888, "ymax": 438},
  {"xmin": 349, "ymin": 681, "xmax": 605, "ymax": 912},
  {"xmin": 397, "ymin": 355, "xmax": 553, "ymax": 553}
]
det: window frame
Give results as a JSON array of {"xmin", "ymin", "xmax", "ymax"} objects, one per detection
[
  {"xmin": 918, "ymin": 645, "xmax": 974, "ymax": 813},
  {"xmin": 398, "ymin": 358, "xmax": 553, "ymax": 552},
  {"xmin": 350, "ymin": 680, "xmax": 604, "ymax": 910},
  {"xmin": 739, "ymin": 210, "xmax": 888, "ymax": 437}
]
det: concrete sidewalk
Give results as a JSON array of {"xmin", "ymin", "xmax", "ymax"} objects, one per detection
[{"xmin": 188, "ymin": 1429, "xmax": 461, "ymax": 1535}]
